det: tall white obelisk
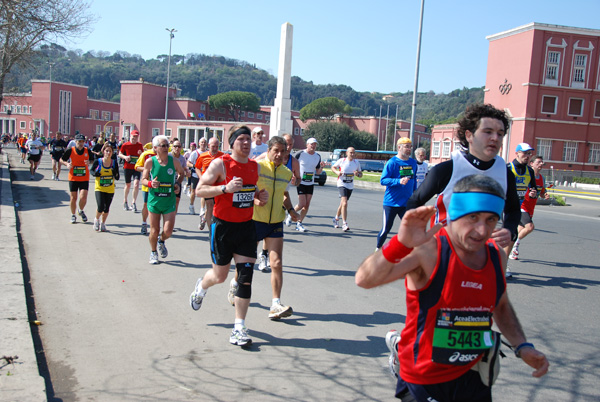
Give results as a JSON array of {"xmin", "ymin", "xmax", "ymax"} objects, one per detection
[{"xmin": 270, "ymin": 23, "xmax": 294, "ymax": 137}]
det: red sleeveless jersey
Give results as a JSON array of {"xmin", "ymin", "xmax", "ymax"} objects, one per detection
[
  {"xmin": 399, "ymin": 228, "xmax": 506, "ymax": 384},
  {"xmin": 213, "ymin": 154, "xmax": 259, "ymax": 223}
]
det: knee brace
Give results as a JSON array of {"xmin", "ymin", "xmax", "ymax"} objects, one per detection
[{"xmin": 235, "ymin": 262, "xmax": 254, "ymax": 299}]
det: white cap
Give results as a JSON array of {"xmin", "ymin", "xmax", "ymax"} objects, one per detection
[
  {"xmin": 306, "ymin": 138, "xmax": 318, "ymax": 144},
  {"xmin": 252, "ymin": 127, "xmax": 264, "ymax": 134}
]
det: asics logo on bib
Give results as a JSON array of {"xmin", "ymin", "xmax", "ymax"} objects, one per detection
[{"xmin": 449, "ymin": 351, "xmax": 479, "ymax": 363}]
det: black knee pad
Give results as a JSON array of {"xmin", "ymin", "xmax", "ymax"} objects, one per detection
[{"xmin": 235, "ymin": 262, "xmax": 253, "ymax": 299}]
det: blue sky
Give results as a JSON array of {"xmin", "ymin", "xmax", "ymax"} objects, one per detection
[{"xmin": 62, "ymin": 0, "xmax": 600, "ymax": 94}]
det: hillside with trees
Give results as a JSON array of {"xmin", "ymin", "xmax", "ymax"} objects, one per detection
[{"xmin": 4, "ymin": 45, "xmax": 484, "ymax": 128}]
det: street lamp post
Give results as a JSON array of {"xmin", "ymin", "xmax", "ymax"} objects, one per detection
[
  {"xmin": 409, "ymin": 0, "xmax": 425, "ymax": 144},
  {"xmin": 47, "ymin": 61, "xmax": 55, "ymax": 136},
  {"xmin": 164, "ymin": 28, "xmax": 176, "ymax": 136}
]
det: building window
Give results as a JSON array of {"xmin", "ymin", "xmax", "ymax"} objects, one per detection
[
  {"xmin": 573, "ymin": 54, "xmax": 587, "ymax": 83},
  {"xmin": 219, "ymin": 108, "xmax": 225, "ymax": 114},
  {"xmin": 16, "ymin": 106, "xmax": 21, "ymax": 114},
  {"xmin": 588, "ymin": 143, "xmax": 600, "ymax": 164},
  {"xmin": 166, "ymin": 129, "xmax": 172, "ymax": 137},
  {"xmin": 113, "ymin": 112, "xmax": 119, "ymax": 122},
  {"xmin": 95, "ymin": 125, "xmax": 101, "ymax": 133},
  {"xmin": 453, "ymin": 141, "xmax": 461, "ymax": 152},
  {"xmin": 432, "ymin": 141, "xmax": 440, "ymax": 157},
  {"xmin": 594, "ymin": 100, "xmax": 600, "ymax": 118},
  {"xmin": 240, "ymin": 111, "xmax": 245, "ymax": 117},
  {"xmin": 90, "ymin": 109, "xmax": 99, "ymax": 119},
  {"xmin": 247, "ymin": 112, "xmax": 254, "ymax": 118},
  {"xmin": 301, "ymin": 128, "xmax": 305, "ymax": 136},
  {"xmin": 105, "ymin": 126, "xmax": 113, "ymax": 134},
  {"xmin": 200, "ymin": 104, "xmax": 206, "ymax": 111},
  {"xmin": 152, "ymin": 128, "xmax": 160, "ymax": 137},
  {"xmin": 545, "ymin": 51, "xmax": 560, "ymax": 85},
  {"xmin": 294, "ymin": 127, "xmax": 299, "ymax": 136},
  {"xmin": 541, "ymin": 96, "xmax": 557, "ymax": 114},
  {"xmin": 562, "ymin": 141, "xmax": 578, "ymax": 162},
  {"xmin": 20, "ymin": 121, "xmax": 26, "ymax": 129},
  {"xmin": 537, "ymin": 139, "xmax": 552, "ymax": 160},
  {"xmin": 568, "ymin": 98, "xmax": 584, "ymax": 117},
  {"xmin": 257, "ymin": 113, "xmax": 263, "ymax": 120},
  {"xmin": 442, "ymin": 141, "xmax": 451, "ymax": 158},
  {"xmin": 102, "ymin": 111, "xmax": 111, "ymax": 121},
  {"xmin": 2, "ymin": 105, "xmax": 7, "ymax": 112}
]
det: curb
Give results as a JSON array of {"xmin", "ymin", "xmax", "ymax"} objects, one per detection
[{"xmin": 0, "ymin": 151, "xmax": 47, "ymax": 400}]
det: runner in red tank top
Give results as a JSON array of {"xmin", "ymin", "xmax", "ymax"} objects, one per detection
[
  {"xmin": 356, "ymin": 174, "xmax": 549, "ymax": 401},
  {"xmin": 189, "ymin": 125, "xmax": 268, "ymax": 347}
]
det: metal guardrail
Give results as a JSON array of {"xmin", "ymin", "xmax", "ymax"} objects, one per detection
[{"xmin": 547, "ymin": 188, "xmax": 600, "ymax": 202}]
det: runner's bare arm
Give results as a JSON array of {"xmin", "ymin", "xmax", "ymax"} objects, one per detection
[
  {"xmin": 196, "ymin": 158, "xmax": 228, "ymax": 198},
  {"xmin": 493, "ymin": 293, "xmax": 549, "ymax": 378}
]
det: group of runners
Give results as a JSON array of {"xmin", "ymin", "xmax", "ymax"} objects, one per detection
[{"xmin": 15, "ymin": 103, "xmax": 552, "ymax": 400}]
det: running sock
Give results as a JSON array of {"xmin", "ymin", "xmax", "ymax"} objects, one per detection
[
  {"xmin": 272, "ymin": 298, "xmax": 281, "ymax": 307},
  {"xmin": 234, "ymin": 319, "xmax": 245, "ymax": 331},
  {"xmin": 514, "ymin": 239, "xmax": 521, "ymax": 247}
]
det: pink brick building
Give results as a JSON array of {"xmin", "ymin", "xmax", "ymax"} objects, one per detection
[
  {"xmin": 429, "ymin": 22, "xmax": 600, "ymax": 176},
  {"xmin": 485, "ymin": 23, "xmax": 600, "ymax": 174},
  {"xmin": 1, "ymin": 80, "xmax": 120, "ymax": 140}
]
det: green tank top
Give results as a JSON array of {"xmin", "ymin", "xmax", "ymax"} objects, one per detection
[{"xmin": 148, "ymin": 155, "xmax": 176, "ymax": 211}]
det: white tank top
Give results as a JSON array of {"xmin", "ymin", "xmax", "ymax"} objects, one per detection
[{"xmin": 435, "ymin": 150, "xmax": 507, "ymax": 225}]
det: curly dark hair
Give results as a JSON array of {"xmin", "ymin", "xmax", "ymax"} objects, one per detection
[{"xmin": 456, "ymin": 104, "xmax": 509, "ymax": 149}]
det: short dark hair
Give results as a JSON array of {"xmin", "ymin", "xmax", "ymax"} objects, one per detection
[
  {"xmin": 268, "ymin": 136, "xmax": 287, "ymax": 150},
  {"xmin": 457, "ymin": 104, "xmax": 509, "ymax": 149},
  {"xmin": 453, "ymin": 174, "xmax": 504, "ymax": 199},
  {"xmin": 530, "ymin": 155, "xmax": 544, "ymax": 163}
]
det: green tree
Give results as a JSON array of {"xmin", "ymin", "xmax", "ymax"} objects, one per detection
[
  {"xmin": 0, "ymin": 0, "xmax": 94, "ymax": 104},
  {"xmin": 208, "ymin": 91, "xmax": 260, "ymax": 121},
  {"xmin": 299, "ymin": 97, "xmax": 352, "ymax": 122}
]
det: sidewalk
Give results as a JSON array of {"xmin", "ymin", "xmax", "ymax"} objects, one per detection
[{"xmin": 0, "ymin": 150, "xmax": 47, "ymax": 400}]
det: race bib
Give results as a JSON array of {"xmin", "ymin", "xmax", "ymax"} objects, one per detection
[
  {"xmin": 342, "ymin": 173, "xmax": 354, "ymax": 183},
  {"xmin": 399, "ymin": 166, "xmax": 414, "ymax": 178},
  {"xmin": 232, "ymin": 185, "xmax": 256, "ymax": 208},
  {"xmin": 73, "ymin": 166, "xmax": 86, "ymax": 177},
  {"xmin": 155, "ymin": 182, "xmax": 173, "ymax": 197},
  {"xmin": 130, "ymin": 156, "xmax": 139, "ymax": 164},
  {"xmin": 302, "ymin": 172, "xmax": 314, "ymax": 182},
  {"xmin": 99, "ymin": 176, "xmax": 113, "ymax": 187},
  {"xmin": 431, "ymin": 310, "xmax": 493, "ymax": 365}
]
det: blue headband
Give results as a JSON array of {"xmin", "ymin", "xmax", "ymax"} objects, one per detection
[{"xmin": 448, "ymin": 192, "xmax": 505, "ymax": 221}]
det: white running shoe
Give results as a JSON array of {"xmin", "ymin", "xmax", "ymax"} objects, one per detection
[
  {"xmin": 123, "ymin": 202, "xmax": 129, "ymax": 211},
  {"xmin": 100, "ymin": 222, "xmax": 107, "ymax": 232},
  {"xmin": 51, "ymin": 173, "xmax": 56, "ymax": 180},
  {"xmin": 269, "ymin": 303, "xmax": 293, "ymax": 320},
  {"xmin": 132, "ymin": 203, "xmax": 137, "ymax": 212},
  {"xmin": 141, "ymin": 222, "xmax": 148, "ymax": 235},
  {"xmin": 190, "ymin": 277, "xmax": 204, "ymax": 310},
  {"xmin": 509, "ymin": 251, "xmax": 518, "ymax": 260},
  {"xmin": 93, "ymin": 218, "xmax": 100, "ymax": 231},
  {"xmin": 227, "ymin": 278, "xmax": 238, "ymax": 306},
  {"xmin": 229, "ymin": 326, "xmax": 252, "ymax": 346},
  {"xmin": 198, "ymin": 214, "xmax": 206, "ymax": 230},
  {"xmin": 342, "ymin": 223, "xmax": 349, "ymax": 232},
  {"xmin": 70, "ymin": 214, "xmax": 76, "ymax": 224},
  {"xmin": 189, "ymin": 205, "xmax": 195, "ymax": 215},
  {"xmin": 295, "ymin": 222, "xmax": 306, "ymax": 232},
  {"xmin": 385, "ymin": 329, "xmax": 401, "ymax": 378},
  {"xmin": 149, "ymin": 251, "xmax": 159, "ymax": 265},
  {"xmin": 258, "ymin": 254, "xmax": 270, "ymax": 272},
  {"xmin": 333, "ymin": 217, "xmax": 339, "ymax": 228},
  {"xmin": 285, "ymin": 214, "xmax": 292, "ymax": 227},
  {"xmin": 505, "ymin": 267, "xmax": 513, "ymax": 279}
]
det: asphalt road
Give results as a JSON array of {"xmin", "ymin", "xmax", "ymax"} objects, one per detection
[{"xmin": 6, "ymin": 150, "xmax": 600, "ymax": 401}]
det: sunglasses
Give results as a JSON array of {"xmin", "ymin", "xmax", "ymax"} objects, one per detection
[{"xmin": 157, "ymin": 144, "xmax": 169, "ymax": 148}]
